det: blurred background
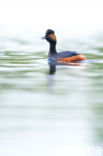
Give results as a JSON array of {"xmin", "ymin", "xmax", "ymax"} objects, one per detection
[{"xmin": 0, "ymin": 0, "xmax": 103, "ymax": 156}]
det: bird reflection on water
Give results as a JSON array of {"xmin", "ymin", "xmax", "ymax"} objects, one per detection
[
  {"xmin": 48, "ymin": 60, "xmax": 82, "ymax": 75},
  {"xmin": 47, "ymin": 60, "xmax": 83, "ymax": 92}
]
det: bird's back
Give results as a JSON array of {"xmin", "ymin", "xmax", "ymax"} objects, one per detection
[
  {"xmin": 48, "ymin": 51, "xmax": 80, "ymax": 60},
  {"xmin": 56, "ymin": 51, "xmax": 80, "ymax": 58}
]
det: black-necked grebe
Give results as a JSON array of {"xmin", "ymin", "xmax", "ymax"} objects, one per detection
[{"xmin": 42, "ymin": 29, "xmax": 85, "ymax": 63}]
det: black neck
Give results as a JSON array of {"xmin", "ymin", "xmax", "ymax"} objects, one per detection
[{"xmin": 49, "ymin": 42, "xmax": 57, "ymax": 55}]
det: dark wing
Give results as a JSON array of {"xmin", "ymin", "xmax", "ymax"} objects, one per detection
[{"xmin": 56, "ymin": 51, "xmax": 80, "ymax": 59}]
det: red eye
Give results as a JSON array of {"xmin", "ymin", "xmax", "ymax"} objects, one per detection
[{"xmin": 48, "ymin": 35, "xmax": 50, "ymax": 37}]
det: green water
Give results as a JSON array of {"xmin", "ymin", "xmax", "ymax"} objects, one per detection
[{"xmin": 0, "ymin": 35, "xmax": 103, "ymax": 156}]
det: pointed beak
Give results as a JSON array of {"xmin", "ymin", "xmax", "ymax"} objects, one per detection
[{"xmin": 41, "ymin": 36, "xmax": 46, "ymax": 40}]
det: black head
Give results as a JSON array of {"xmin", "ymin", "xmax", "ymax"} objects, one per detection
[{"xmin": 42, "ymin": 29, "xmax": 57, "ymax": 44}]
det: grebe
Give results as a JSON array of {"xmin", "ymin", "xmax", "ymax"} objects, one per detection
[{"xmin": 42, "ymin": 29, "xmax": 85, "ymax": 63}]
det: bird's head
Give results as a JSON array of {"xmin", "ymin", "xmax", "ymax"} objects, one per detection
[{"xmin": 42, "ymin": 29, "xmax": 57, "ymax": 44}]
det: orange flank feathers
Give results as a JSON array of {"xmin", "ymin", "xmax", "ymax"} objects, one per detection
[{"xmin": 58, "ymin": 54, "xmax": 85, "ymax": 63}]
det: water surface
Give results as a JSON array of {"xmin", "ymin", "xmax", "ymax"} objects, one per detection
[{"xmin": 0, "ymin": 28, "xmax": 103, "ymax": 156}]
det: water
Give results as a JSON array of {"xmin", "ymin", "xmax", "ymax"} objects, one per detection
[
  {"xmin": 0, "ymin": 28, "xmax": 103, "ymax": 156},
  {"xmin": 0, "ymin": 1, "xmax": 103, "ymax": 155}
]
